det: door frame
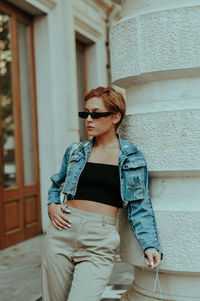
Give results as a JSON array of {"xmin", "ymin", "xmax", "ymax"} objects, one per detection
[{"xmin": 0, "ymin": 1, "xmax": 42, "ymax": 249}]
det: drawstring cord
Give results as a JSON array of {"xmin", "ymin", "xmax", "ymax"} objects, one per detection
[
  {"xmin": 142, "ymin": 255, "xmax": 163, "ymax": 299},
  {"xmin": 153, "ymin": 267, "xmax": 163, "ymax": 299}
]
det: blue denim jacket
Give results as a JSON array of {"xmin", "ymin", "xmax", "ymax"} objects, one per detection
[{"xmin": 48, "ymin": 134, "xmax": 161, "ymax": 253}]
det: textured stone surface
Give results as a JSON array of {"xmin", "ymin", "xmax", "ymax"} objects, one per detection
[
  {"xmin": 120, "ymin": 0, "xmax": 200, "ymax": 18},
  {"xmin": 110, "ymin": 18, "xmax": 139, "ymax": 82},
  {"xmin": 149, "ymin": 176, "xmax": 200, "ymax": 210},
  {"xmin": 118, "ymin": 208, "xmax": 200, "ymax": 272},
  {"xmin": 111, "ymin": 1, "xmax": 200, "ymax": 299},
  {"xmin": 141, "ymin": 7, "xmax": 200, "ymax": 71},
  {"xmin": 110, "ymin": 6, "xmax": 200, "ymax": 87},
  {"xmin": 119, "ymin": 109, "xmax": 200, "ymax": 171}
]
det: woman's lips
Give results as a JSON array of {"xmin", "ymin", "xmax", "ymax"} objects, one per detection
[{"xmin": 87, "ymin": 126, "xmax": 95, "ymax": 130}]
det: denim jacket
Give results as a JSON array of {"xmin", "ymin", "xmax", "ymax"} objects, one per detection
[{"xmin": 48, "ymin": 134, "xmax": 161, "ymax": 253}]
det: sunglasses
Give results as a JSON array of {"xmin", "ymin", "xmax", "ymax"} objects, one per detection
[{"xmin": 78, "ymin": 111, "xmax": 113, "ymax": 119}]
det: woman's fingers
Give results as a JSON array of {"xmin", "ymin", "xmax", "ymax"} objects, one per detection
[
  {"xmin": 145, "ymin": 248, "xmax": 161, "ymax": 270},
  {"xmin": 151, "ymin": 255, "xmax": 160, "ymax": 269},
  {"xmin": 57, "ymin": 206, "xmax": 72, "ymax": 227},
  {"xmin": 62, "ymin": 206, "xmax": 71, "ymax": 214},
  {"xmin": 145, "ymin": 248, "xmax": 154, "ymax": 268},
  {"xmin": 153, "ymin": 253, "xmax": 161, "ymax": 269},
  {"xmin": 52, "ymin": 217, "xmax": 71, "ymax": 230},
  {"xmin": 59, "ymin": 212, "xmax": 72, "ymax": 224},
  {"xmin": 48, "ymin": 203, "xmax": 72, "ymax": 230},
  {"xmin": 56, "ymin": 214, "xmax": 72, "ymax": 228},
  {"xmin": 52, "ymin": 220, "xmax": 62, "ymax": 230}
]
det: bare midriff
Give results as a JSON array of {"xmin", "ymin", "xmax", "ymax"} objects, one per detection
[{"xmin": 65, "ymin": 199, "xmax": 119, "ymax": 217}]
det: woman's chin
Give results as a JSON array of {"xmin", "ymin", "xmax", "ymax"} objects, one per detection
[{"xmin": 87, "ymin": 129, "xmax": 96, "ymax": 135}]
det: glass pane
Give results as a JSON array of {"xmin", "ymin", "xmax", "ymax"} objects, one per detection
[
  {"xmin": 0, "ymin": 11, "xmax": 17, "ymax": 188},
  {"xmin": 17, "ymin": 21, "xmax": 35, "ymax": 185},
  {"xmin": 76, "ymin": 46, "xmax": 87, "ymax": 141}
]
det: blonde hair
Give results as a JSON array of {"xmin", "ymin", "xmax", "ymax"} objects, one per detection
[{"xmin": 84, "ymin": 86, "xmax": 126, "ymax": 130}]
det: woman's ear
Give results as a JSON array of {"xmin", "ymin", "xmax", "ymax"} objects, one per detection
[{"xmin": 113, "ymin": 112, "xmax": 121, "ymax": 125}]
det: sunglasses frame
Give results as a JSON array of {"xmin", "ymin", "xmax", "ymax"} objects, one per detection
[{"xmin": 78, "ymin": 111, "xmax": 114, "ymax": 119}]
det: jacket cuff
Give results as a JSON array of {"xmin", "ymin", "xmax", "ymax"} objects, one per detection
[
  {"xmin": 47, "ymin": 201, "xmax": 61, "ymax": 206},
  {"xmin": 144, "ymin": 247, "xmax": 163, "ymax": 260}
]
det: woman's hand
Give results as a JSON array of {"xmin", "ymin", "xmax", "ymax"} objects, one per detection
[
  {"xmin": 48, "ymin": 203, "xmax": 72, "ymax": 230},
  {"xmin": 144, "ymin": 248, "xmax": 162, "ymax": 270}
]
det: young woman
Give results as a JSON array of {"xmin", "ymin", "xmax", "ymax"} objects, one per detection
[{"xmin": 41, "ymin": 86, "xmax": 162, "ymax": 301}]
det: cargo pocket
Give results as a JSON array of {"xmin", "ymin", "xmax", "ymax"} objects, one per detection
[{"xmin": 122, "ymin": 158, "xmax": 146, "ymax": 201}]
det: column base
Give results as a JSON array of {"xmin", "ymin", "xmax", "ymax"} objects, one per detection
[{"xmin": 120, "ymin": 266, "xmax": 200, "ymax": 301}]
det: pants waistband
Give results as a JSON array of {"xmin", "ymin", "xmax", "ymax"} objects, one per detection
[{"xmin": 66, "ymin": 205, "xmax": 117, "ymax": 226}]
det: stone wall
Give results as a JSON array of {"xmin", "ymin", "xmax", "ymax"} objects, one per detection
[{"xmin": 111, "ymin": 0, "xmax": 200, "ymax": 300}]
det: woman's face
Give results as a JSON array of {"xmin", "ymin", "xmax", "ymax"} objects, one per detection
[{"xmin": 85, "ymin": 97, "xmax": 120, "ymax": 137}]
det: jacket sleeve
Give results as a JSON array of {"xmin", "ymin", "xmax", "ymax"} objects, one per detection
[
  {"xmin": 47, "ymin": 143, "xmax": 74, "ymax": 207},
  {"xmin": 126, "ymin": 165, "xmax": 161, "ymax": 253}
]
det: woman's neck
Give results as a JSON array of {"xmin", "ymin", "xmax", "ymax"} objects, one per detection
[{"xmin": 94, "ymin": 131, "xmax": 119, "ymax": 149}]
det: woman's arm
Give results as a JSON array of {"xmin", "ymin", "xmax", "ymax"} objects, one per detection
[
  {"xmin": 47, "ymin": 143, "xmax": 74, "ymax": 206},
  {"xmin": 126, "ymin": 165, "xmax": 162, "ymax": 268},
  {"xmin": 47, "ymin": 143, "xmax": 77, "ymax": 230}
]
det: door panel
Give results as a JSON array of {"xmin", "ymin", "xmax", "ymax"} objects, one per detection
[
  {"xmin": 0, "ymin": 86, "xmax": 4, "ymax": 246},
  {"xmin": 18, "ymin": 20, "xmax": 35, "ymax": 185},
  {"xmin": 0, "ymin": 1, "xmax": 41, "ymax": 249},
  {"xmin": 76, "ymin": 40, "xmax": 88, "ymax": 141}
]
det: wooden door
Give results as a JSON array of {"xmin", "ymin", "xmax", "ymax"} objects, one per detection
[
  {"xmin": 76, "ymin": 39, "xmax": 88, "ymax": 141},
  {"xmin": 0, "ymin": 97, "xmax": 4, "ymax": 245},
  {"xmin": 0, "ymin": 1, "xmax": 42, "ymax": 249}
]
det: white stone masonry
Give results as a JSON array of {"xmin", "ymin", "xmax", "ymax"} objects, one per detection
[{"xmin": 110, "ymin": 0, "xmax": 200, "ymax": 300}]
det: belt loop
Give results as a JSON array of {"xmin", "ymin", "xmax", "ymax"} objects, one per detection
[
  {"xmin": 63, "ymin": 194, "xmax": 67, "ymax": 203},
  {"xmin": 102, "ymin": 216, "xmax": 106, "ymax": 226}
]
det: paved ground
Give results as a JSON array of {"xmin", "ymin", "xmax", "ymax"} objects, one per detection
[{"xmin": 0, "ymin": 234, "xmax": 134, "ymax": 301}]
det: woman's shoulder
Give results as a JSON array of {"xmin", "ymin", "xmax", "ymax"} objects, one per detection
[
  {"xmin": 119, "ymin": 136, "xmax": 146, "ymax": 160},
  {"xmin": 63, "ymin": 141, "xmax": 81, "ymax": 157},
  {"xmin": 65, "ymin": 140, "xmax": 91, "ymax": 154},
  {"xmin": 119, "ymin": 136, "xmax": 139, "ymax": 152}
]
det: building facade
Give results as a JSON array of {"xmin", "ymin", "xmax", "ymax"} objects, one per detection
[
  {"xmin": 1, "ymin": 0, "xmax": 200, "ymax": 299},
  {"xmin": 0, "ymin": 0, "xmax": 116, "ymax": 249}
]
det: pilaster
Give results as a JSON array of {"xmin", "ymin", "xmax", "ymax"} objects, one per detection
[{"xmin": 110, "ymin": 0, "xmax": 200, "ymax": 300}]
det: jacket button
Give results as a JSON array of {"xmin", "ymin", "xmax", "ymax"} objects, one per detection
[
  {"xmin": 121, "ymin": 176, "xmax": 123, "ymax": 179},
  {"xmin": 79, "ymin": 168, "xmax": 81, "ymax": 170}
]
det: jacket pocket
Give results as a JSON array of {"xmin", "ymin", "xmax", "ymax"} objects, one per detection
[
  {"xmin": 122, "ymin": 158, "xmax": 146, "ymax": 201},
  {"xmin": 50, "ymin": 171, "xmax": 66, "ymax": 186},
  {"xmin": 129, "ymin": 176, "xmax": 144, "ymax": 200},
  {"xmin": 122, "ymin": 158, "xmax": 146, "ymax": 170},
  {"xmin": 69, "ymin": 154, "xmax": 83, "ymax": 162},
  {"xmin": 66, "ymin": 154, "xmax": 83, "ymax": 177}
]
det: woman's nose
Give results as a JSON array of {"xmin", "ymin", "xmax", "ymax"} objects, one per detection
[{"xmin": 87, "ymin": 114, "xmax": 93, "ymax": 121}]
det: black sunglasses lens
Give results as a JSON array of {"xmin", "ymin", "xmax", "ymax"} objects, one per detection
[
  {"xmin": 91, "ymin": 112, "xmax": 113, "ymax": 118},
  {"xmin": 78, "ymin": 111, "xmax": 113, "ymax": 119},
  {"xmin": 78, "ymin": 112, "xmax": 101, "ymax": 119},
  {"xmin": 79, "ymin": 112, "xmax": 88, "ymax": 118},
  {"xmin": 91, "ymin": 112, "xmax": 101, "ymax": 119}
]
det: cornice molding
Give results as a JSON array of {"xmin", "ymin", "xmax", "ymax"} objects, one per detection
[
  {"xmin": 38, "ymin": 0, "xmax": 56, "ymax": 9},
  {"xmin": 6, "ymin": 0, "xmax": 56, "ymax": 14},
  {"xmin": 74, "ymin": 14, "xmax": 101, "ymax": 40},
  {"xmin": 26, "ymin": 0, "xmax": 56, "ymax": 11},
  {"xmin": 111, "ymin": 0, "xmax": 121, "ymax": 5},
  {"xmin": 93, "ymin": 0, "xmax": 114, "ymax": 14}
]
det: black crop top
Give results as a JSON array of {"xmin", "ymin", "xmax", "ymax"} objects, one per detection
[{"xmin": 74, "ymin": 162, "xmax": 123, "ymax": 208}]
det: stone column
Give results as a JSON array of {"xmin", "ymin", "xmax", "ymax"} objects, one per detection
[{"xmin": 110, "ymin": 0, "xmax": 200, "ymax": 300}]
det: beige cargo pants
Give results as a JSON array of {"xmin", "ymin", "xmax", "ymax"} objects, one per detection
[{"xmin": 41, "ymin": 205, "xmax": 120, "ymax": 301}]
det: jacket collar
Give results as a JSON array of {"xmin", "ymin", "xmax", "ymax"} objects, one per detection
[
  {"xmin": 80, "ymin": 133, "xmax": 137, "ymax": 156},
  {"xmin": 117, "ymin": 133, "xmax": 137, "ymax": 155}
]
